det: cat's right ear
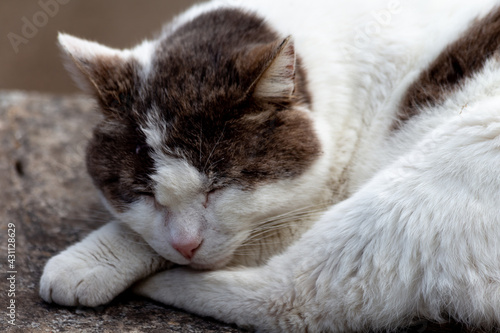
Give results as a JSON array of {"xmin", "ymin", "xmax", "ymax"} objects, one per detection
[
  {"xmin": 246, "ymin": 36, "xmax": 296, "ymax": 102},
  {"xmin": 58, "ymin": 33, "xmax": 137, "ymax": 116}
]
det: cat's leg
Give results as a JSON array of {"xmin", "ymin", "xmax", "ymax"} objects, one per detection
[
  {"xmin": 134, "ymin": 100, "xmax": 500, "ymax": 332},
  {"xmin": 40, "ymin": 221, "xmax": 169, "ymax": 307}
]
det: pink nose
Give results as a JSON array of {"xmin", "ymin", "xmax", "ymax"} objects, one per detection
[{"xmin": 172, "ymin": 238, "xmax": 202, "ymax": 260}]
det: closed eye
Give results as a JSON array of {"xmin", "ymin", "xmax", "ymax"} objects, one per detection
[{"xmin": 134, "ymin": 190, "xmax": 155, "ymax": 197}]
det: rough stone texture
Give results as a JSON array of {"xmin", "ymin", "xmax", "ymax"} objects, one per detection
[{"xmin": 0, "ymin": 91, "xmax": 478, "ymax": 332}]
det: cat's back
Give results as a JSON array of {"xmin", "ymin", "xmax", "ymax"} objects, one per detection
[{"xmin": 168, "ymin": 0, "xmax": 500, "ymax": 118}]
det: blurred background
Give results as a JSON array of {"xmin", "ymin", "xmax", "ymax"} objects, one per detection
[{"xmin": 0, "ymin": 0, "xmax": 199, "ymax": 94}]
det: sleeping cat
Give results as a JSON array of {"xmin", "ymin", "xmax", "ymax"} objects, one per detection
[{"xmin": 40, "ymin": 0, "xmax": 500, "ymax": 331}]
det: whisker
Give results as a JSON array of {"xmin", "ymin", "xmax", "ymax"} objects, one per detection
[
  {"xmin": 251, "ymin": 204, "xmax": 330, "ymax": 229},
  {"xmin": 237, "ymin": 202, "xmax": 333, "ymax": 251},
  {"xmin": 252, "ymin": 209, "xmax": 327, "ymax": 228}
]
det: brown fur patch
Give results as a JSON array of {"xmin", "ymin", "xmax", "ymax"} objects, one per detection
[
  {"xmin": 88, "ymin": 56, "xmax": 141, "ymax": 117},
  {"xmin": 66, "ymin": 52, "xmax": 141, "ymax": 117},
  {"xmin": 138, "ymin": 8, "xmax": 319, "ymax": 190},
  {"xmin": 86, "ymin": 120, "xmax": 155, "ymax": 212},
  {"xmin": 394, "ymin": 7, "xmax": 500, "ymax": 130},
  {"xmin": 83, "ymin": 8, "xmax": 319, "ymax": 211}
]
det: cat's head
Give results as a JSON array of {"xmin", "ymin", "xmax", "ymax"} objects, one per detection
[{"xmin": 59, "ymin": 9, "xmax": 329, "ymax": 269}]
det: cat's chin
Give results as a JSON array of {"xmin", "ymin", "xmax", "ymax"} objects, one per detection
[{"xmin": 188, "ymin": 256, "xmax": 233, "ymax": 270}]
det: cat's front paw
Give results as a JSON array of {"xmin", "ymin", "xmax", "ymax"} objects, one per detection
[{"xmin": 40, "ymin": 251, "xmax": 127, "ymax": 307}]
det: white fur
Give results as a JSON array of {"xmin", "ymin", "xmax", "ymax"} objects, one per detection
[
  {"xmin": 131, "ymin": 39, "xmax": 157, "ymax": 79},
  {"xmin": 40, "ymin": 221, "xmax": 168, "ymax": 307},
  {"xmin": 42, "ymin": 0, "xmax": 500, "ymax": 331},
  {"xmin": 133, "ymin": 0, "xmax": 500, "ymax": 330},
  {"xmin": 136, "ymin": 97, "xmax": 500, "ymax": 331},
  {"xmin": 153, "ymin": 159, "xmax": 204, "ymax": 208},
  {"xmin": 58, "ymin": 32, "xmax": 130, "ymax": 59}
]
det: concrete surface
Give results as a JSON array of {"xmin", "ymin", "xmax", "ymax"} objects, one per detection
[{"xmin": 0, "ymin": 91, "xmax": 480, "ymax": 332}]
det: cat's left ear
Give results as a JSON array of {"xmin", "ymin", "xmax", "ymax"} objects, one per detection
[
  {"xmin": 248, "ymin": 36, "xmax": 296, "ymax": 101},
  {"xmin": 57, "ymin": 33, "xmax": 137, "ymax": 116}
]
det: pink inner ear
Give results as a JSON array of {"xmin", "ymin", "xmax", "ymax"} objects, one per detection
[{"xmin": 252, "ymin": 36, "xmax": 296, "ymax": 100}]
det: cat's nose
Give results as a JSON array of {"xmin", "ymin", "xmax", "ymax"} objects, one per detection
[{"xmin": 172, "ymin": 237, "xmax": 202, "ymax": 260}]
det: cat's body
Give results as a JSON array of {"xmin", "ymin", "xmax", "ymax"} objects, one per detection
[{"xmin": 40, "ymin": 0, "xmax": 500, "ymax": 331}]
